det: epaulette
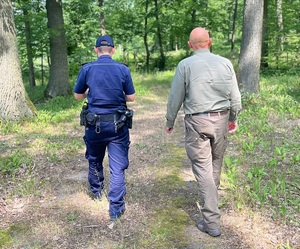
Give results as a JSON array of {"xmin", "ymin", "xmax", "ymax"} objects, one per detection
[{"xmin": 81, "ymin": 62, "xmax": 89, "ymax": 66}]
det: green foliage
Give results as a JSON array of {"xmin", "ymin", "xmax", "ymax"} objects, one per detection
[
  {"xmin": 132, "ymin": 70, "xmax": 173, "ymax": 98},
  {"xmin": 1, "ymin": 69, "xmax": 300, "ymax": 247},
  {"xmin": 66, "ymin": 211, "xmax": 79, "ymax": 222},
  {"xmin": 0, "ymin": 94, "xmax": 85, "ymax": 198},
  {"xmin": 32, "ymin": 96, "xmax": 82, "ymax": 127},
  {"xmin": 25, "ymin": 84, "xmax": 47, "ymax": 104},
  {"xmin": 224, "ymin": 74, "xmax": 300, "ymax": 224},
  {"xmin": 0, "ymin": 150, "xmax": 32, "ymax": 175},
  {"xmin": 12, "ymin": 0, "xmax": 300, "ymax": 84},
  {"xmin": 0, "ymin": 120, "xmax": 23, "ymax": 135},
  {"xmin": 0, "ymin": 223, "xmax": 32, "ymax": 248},
  {"xmin": 223, "ymin": 156, "xmax": 240, "ymax": 189},
  {"xmin": 14, "ymin": 0, "xmax": 48, "ymax": 73},
  {"xmin": 14, "ymin": 177, "xmax": 44, "ymax": 196}
]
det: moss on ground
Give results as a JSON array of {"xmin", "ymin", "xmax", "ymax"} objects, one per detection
[
  {"xmin": 140, "ymin": 144, "xmax": 194, "ymax": 248},
  {"xmin": 0, "ymin": 229, "xmax": 11, "ymax": 248}
]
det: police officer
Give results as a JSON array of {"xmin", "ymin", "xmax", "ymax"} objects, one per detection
[
  {"xmin": 73, "ymin": 35, "xmax": 135, "ymax": 221},
  {"xmin": 165, "ymin": 27, "xmax": 242, "ymax": 236}
]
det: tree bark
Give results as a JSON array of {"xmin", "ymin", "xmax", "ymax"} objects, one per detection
[
  {"xmin": 98, "ymin": 0, "xmax": 105, "ymax": 35},
  {"xmin": 231, "ymin": 0, "xmax": 238, "ymax": 51},
  {"xmin": 22, "ymin": 3, "xmax": 36, "ymax": 87},
  {"xmin": 261, "ymin": 0, "xmax": 269, "ymax": 69},
  {"xmin": 0, "ymin": 0, "xmax": 36, "ymax": 121},
  {"xmin": 45, "ymin": 0, "xmax": 71, "ymax": 98},
  {"xmin": 143, "ymin": 0, "xmax": 150, "ymax": 73},
  {"xmin": 238, "ymin": 0, "xmax": 264, "ymax": 94},
  {"xmin": 154, "ymin": 0, "xmax": 165, "ymax": 71},
  {"xmin": 276, "ymin": 0, "xmax": 284, "ymax": 55}
]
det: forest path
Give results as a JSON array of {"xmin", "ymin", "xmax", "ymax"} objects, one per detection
[{"xmin": 1, "ymin": 91, "xmax": 299, "ymax": 248}]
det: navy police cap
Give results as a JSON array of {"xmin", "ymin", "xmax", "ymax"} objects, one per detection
[{"xmin": 95, "ymin": 35, "xmax": 114, "ymax": 47}]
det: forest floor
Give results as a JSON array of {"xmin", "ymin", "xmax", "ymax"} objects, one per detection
[{"xmin": 1, "ymin": 87, "xmax": 300, "ymax": 249}]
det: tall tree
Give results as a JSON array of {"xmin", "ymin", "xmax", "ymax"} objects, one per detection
[
  {"xmin": 276, "ymin": 0, "xmax": 284, "ymax": 63},
  {"xmin": 21, "ymin": 0, "xmax": 36, "ymax": 87},
  {"xmin": 261, "ymin": 0, "xmax": 269, "ymax": 69},
  {"xmin": 230, "ymin": 0, "xmax": 238, "ymax": 51},
  {"xmin": 143, "ymin": 0, "xmax": 150, "ymax": 73},
  {"xmin": 45, "ymin": 0, "xmax": 71, "ymax": 97},
  {"xmin": 0, "ymin": 0, "xmax": 36, "ymax": 121},
  {"xmin": 154, "ymin": 0, "xmax": 166, "ymax": 71},
  {"xmin": 98, "ymin": 0, "xmax": 105, "ymax": 35},
  {"xmin": 238, "ymin": 0, "xmax": 264, "ymax": 94}
]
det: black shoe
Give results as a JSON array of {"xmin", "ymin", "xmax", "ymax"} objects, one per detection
[
  {"xmin": 196, "ymin": 220, "xmax": 221, "ymax": 237},
  {"xmin": 110, "ymin": 209, "xmax": 125, "ymax": 221},
  {"xmin": 94, "ymin": 194, "xmax": 102, "ymax": 201},
  {"xmin": 89, "ymin": 192, "xmax": 102, "ymax": 201}
]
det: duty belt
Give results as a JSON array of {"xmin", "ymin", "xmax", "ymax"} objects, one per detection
[
  {"xmin": 85, "ymin": 110, "xmax": 133, "ymax": 134},
  {"xmin": 85, "ymin": 113, "xmax": 119, "ymax": 133},
  {"xmin": 79, "ymin": 101, "xmax": 134, "ymax": 133},
  {"xmin": 86, "ymin": 113, "xmax": 118, "ymax": 123}
]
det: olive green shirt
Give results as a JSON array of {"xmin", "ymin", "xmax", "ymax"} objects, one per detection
[{"xmin": 166, "ymin": 49, "xmax": 242, "ymax": 128}]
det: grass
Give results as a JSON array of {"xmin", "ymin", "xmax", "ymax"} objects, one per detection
[
  {"xmin": 222, "ymin": 74, "xmax": 300, "ymax": 225},
  {"xmin": 0, "ymin": 71, "xmax": 299, "ymax": 248}
]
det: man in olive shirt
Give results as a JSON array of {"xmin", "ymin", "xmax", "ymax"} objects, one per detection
[{"xmin": 165, "ymin": 27, "xmax": 242, "ymax": 237}]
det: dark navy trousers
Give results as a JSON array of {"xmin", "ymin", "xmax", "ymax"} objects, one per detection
[{"xmin": 83, "ymin": 120, "xmax": 130, "ymax": 218}]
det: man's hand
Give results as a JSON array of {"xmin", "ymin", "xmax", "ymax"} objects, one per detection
[
  {"xmin": 228, "ymin": 121, "xmax": 238, "ymax": 133},
  {"xmin": 74, "ymin": 89, "xmax": 89, "ymax": 100},
  {"xmin": 165, "ymin": 127, "xmax": 173, "ymax": 134}
]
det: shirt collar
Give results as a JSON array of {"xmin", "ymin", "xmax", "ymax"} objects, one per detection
[
  {"xmin": 98, "ymin": 54, "xmax": 112, "ymax": 59},
  {"xmin": 194, "ymin": 48, "xmax": 210, "ymax": 54}
]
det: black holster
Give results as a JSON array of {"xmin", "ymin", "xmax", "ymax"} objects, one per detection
[
  {"xmin": 116, "ymin": 109, "xmax": 134, "ymax": 129},
  {"xmin": 80, "ymin": 102, "xmax": 89, "ymax": 126}
]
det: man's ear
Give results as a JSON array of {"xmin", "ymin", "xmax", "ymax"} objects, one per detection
[
  {"xmin": 188, "ymin": 41, "xmax": 193, "ymax": 49},
  {"xmin": 111, "ymin": 47, "xmax": 116, "ymax": 55},
  {"xmin": 94, "ymin": 47, "xmax": 99, "ymax": 53},
  {"xmin": 208, "ymin": 38, "xmax": 212, "ymax": 47}
]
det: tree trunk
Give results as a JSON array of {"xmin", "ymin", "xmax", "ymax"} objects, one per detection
[
  {"xmin": 276, "ymin": 0, "xmax": 284, "ymax": 57},
  {"xmin": 23, "ymin": 3, "xmax": 36, "ymax": 87},
  {"xmin": 0, "ymin": 0, "xmax": 36, "ymax": 121},
  {"xmin": 143, "ymin": 0, "xmax": 150, "ymax": 73},
  {"xmin": 98, "ymin": 0, "xmax": 105, "ymax": 35},
  {"xmin": 238, "ymin": 0, "xmax": 264, "ymax": 94},
  {"xmin": 261, "ymin": 0, "xmax": 269, "ymax": 69},
  {"xmin": 154, "ymin": 0, "xmax": 165, "ymax": 71},
  {"xmin": 231, "ymin": 0, "xmax": 238, "ymax": 51},
  {"xmin": 45, "ymin": 0, "xmax": 71, "ymax": 98}
]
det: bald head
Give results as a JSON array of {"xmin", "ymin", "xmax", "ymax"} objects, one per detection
[{"xmin": 188, "ymin": 27, "xmax": 211, "ymax": 50}]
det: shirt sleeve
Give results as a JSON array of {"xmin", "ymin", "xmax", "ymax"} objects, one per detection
[
  {"xmin": 228, "ymin": 64, "xmax": 242, "ymax": 122},
  {"xmin": 73, "ymin": 66, "xmax": 88, "ymax": 94},
  {"xmin": 123, "ymin": 67, "xmax": 135, "ymax": 95},
  {"xmin": 165, "ymin": 63, "xmax": 186, "ymax": 128}
]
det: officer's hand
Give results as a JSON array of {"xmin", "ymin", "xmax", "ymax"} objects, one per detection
[
  {"xmin": 166, "ymin": 127, "xmax": 173, "ymax": 134},
  {"xmin": 228, "ymin": 121, "xmax": 238, "ymax": 133}
]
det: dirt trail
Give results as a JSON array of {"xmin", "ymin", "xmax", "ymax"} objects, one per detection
[{"xmin": 1, "ymin": 97, "xmax": 299, "ymax": 249}]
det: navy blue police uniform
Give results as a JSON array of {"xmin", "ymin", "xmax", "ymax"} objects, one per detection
[{"xmin": 73, "ymin": 36, "xmax": 135, "ymax": 220}]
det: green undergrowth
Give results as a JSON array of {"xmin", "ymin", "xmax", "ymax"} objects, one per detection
[
  {"xmin": 1, "ymin": 72, "xmax": 299, "ymax": 248},
  {"xmin": 0, "ymin": 95, "xmax": 85, "ymax": 199},
  {"xmin": 132, "ymin": 71, "xmax": 173, "ymax": 97},
  {"xmin": 0, "ymin": 223, "xmax": 31, "ymax": 249},
  {"xmin": 222, "ymin": 75, "xmax": 300, "ymax": 225}
]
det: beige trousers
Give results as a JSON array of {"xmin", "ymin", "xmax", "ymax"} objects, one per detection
[{"xmin": 184, "ymin": 113, "xmax": 229, "ymax": 229}]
